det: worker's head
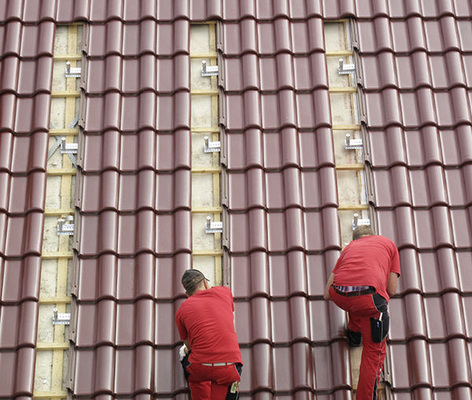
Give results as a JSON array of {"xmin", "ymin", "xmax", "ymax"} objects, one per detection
[
  {"xmin": 352, "ymin": 225, "xmax": 376, "ymax": 241},
  {"xmin": 181, "ymin": 269, "xmax": 209, "ymax": 296}
]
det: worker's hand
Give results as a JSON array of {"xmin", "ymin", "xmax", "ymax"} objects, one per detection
[
  {"xmin": 323, "ymin": 273, "xmax": 335, "ymax": 300},
  {"xmin": 179, "ymin": 344, "xmax": 188, "ymax": 360}
]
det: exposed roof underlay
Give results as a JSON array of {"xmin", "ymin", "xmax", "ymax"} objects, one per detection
[{"xmin": 0, "ymin": 1, "xmax": 471, "ymax": 399}]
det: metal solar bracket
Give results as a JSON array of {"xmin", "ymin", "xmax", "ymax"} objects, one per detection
[
  {"xmin": 57, "ymin": 216, "xmax": 75, "ymax": 236},
  {"xmin": 65, "ymin": 61, "xmax": 81, "ymax": 78},
  {"xmin": 205, "ymin": 216, "xmax": 223, "ymax": 234},
  {"xmin": 338, "ymin": 58, "xmax": 356, "ymax": 75},
  {"xmin": 201, "ymin": 60, "xmax": 219, "ymax": 77},
  {"xmin": 61, "ymin": 137, "xmax": 79, "ymax": 154},
  {"xmin": 204, "ymin": 136, "xmax": 221, "ymax": 153},
  {"xmin": 52, "ymin": 308, "xmax": 70, "ymax": 325},
  {"xmin": 352, "ymin": 213, "xmax": 371, "ymax": 230},
  {"xmin": 344, "ymin": 134, "xmax": 363, "ymax": 150},
  {"xmin": 48, "ymin": 136, "xmax": 78, "ymax": 167}
]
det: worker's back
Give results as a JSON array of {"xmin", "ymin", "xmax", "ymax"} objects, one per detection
[{"xmin": 176, "ymin": 286, "xmax": 242, "ymax": 364}]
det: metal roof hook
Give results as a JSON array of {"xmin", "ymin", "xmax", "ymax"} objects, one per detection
[
  {"xmin": 338, "ymin": 58, "xmax": 356, "ymax": 75},
  {"xmin": 65, "ymin": 61, "xmax": 82, "ymax": 78},
  {"xmin": 352, "ymin": 213, "xmax": 371, "ymax": 230},
  {"xmin": 52, "ymin": 308, "xmax": 71, "ymax": 325},
  {"xmin": 204, "ymin": 136, "xmax": 221, "ymax": 153},
  {"xmin": 201, "ymin": 60, "xmax": 219, "ymax": 77},
  {"xmin": 344, "ymin": 133, "xmax": 363, "ymax": 150},
  {"xmin": 205, "ymin": 216, "xmax": 223, "ymax": 234}
]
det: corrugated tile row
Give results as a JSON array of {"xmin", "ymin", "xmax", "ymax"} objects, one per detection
[
  {"xmin": 222, "ymin": 91, "xmax": 331, "ymax": 131},
  {"xmin": 389, "ymin": 339, "xmax": 472, "ymax": 390},
  {"xmin": 373, "ymin": 207, "xmax": 472, "ymax": 250},
  {"xmin": 0, "ymin": 0, "xmax": 471, "ymax": 399},
  {"xmin": 80, "ymin": 93, "xmax": 190, "ymax": 133},
  {"xmin": 71, "ymin": 297, "xmax": 344, "ymax": 347},
  {"xmin": 222, "ymin": 128, "xmax": 335, "ymax": 170},
  {"xmin": 219, "ymin": 8, "xmax": 358, "ymax": 398},
  {"xmin": 224, "ymin": 168, "xmax": 337, "ymax": 210},
  {"xmin": 390, "ymin": 293, "xmax": 472, "ymax": 340},
  {"xmin": 361, "ymin": 53, "xmax": 472, "ymax": 90},
  {"xmin": 0, "ymin": 16, "xmax": 51, "ymax": 400},
  {"xmin": 69, "ymin": 14, "xmax": 192, "ymax": 399},
  {"xmin": 67, "ymin": 343, "xmax": 353, "ymax": 398},
  {"xmin": 399, "ymin": 248, "xmax": 472, "ymax": 294},
  {"xmin": 229, "ymin": 251, "xmax": 340, "ymax": 299},
  {"xmin": 363, "ymin": 89, "xmax": 471, "ymax": 129},
  {"xmin": 355, "ymin": 1, "xmax": 472, "ymax": 398},
  {"xmin": 365, "ymin": 126, "xmax": 472, "ymax": 168},
  {"xmin": 222, "ymin": 53, "xmax": 329, "ymax": 91},
  {"xmin": 1, "ymin": 0, "xmax": 471, "ymax": 24},
  {"xmin": 79, "ymin": 130, "xmax": 191, "ymax": 173},
  {"xmin": 226, "ymin": 208, "xmax": 340, "ymax": 254},
  {"xmin": 72, "ymin": 254, "xmax": 190, "ymax": 302},
  {"xmin": 357, "ymin": 17, "xmax": 472, "ymax": 54},
  {"xmin": 369, "ymin": 166, "xmax": 472, "ymax": 207},
  {"xmin": 0, "ymin": 21, "xmax": 55, "ymax": 58},
  {"xmin": 0, "ymin": 132, "xmax": 49, "ymax": 173}
]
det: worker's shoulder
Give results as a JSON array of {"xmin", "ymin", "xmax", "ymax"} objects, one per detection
[
  {"xmin": 361, "ymin": 234, "xmax": 395, "ymax": 244},
  {"xmin": 210, "ymin": 285, "xmax": 233, "ymax": 296},
  {"xmin": 375, "ymin": 234, "xmax": 397, "ymax": 245}
]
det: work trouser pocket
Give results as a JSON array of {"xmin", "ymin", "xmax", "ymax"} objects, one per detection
[
  {"xmin": 370, "ymin": 313, "xmax": 389, "ymax": 343},
  {"xmin": 371, "ymin": 294, "xmax": 389, "ymax": 343},
  {"xmin": 181, "ymin": 351, "xmax": 191, "ymax": 380}
]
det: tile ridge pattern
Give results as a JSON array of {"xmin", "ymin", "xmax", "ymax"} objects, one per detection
[
  {"xmin": 356, "ymin": 3, "xmax": 472, "ymax": 397},
  {"xmin": 0, "ymin": 18, "xmax": 50, "ymax": 400},
  {"xmin": 0, "ymin": 0, "xmax": 470, "ymax": 24},
  {"xmin": 220, "ymin": 11, "xmax": 353, "ymax": 398},
  {"xmin": 0, "ymin": 1, "xmax": 471, "ymax": 399}
]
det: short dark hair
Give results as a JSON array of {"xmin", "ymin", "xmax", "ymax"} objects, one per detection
[
  {"xmin": 181, "ymin": 269, "xmax": 208, "ymax": 295},
  {"xmin": 352, "ymin": 225, "xmax": 375, "ymax": 241}
]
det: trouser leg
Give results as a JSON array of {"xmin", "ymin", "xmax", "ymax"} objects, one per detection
[
  {"xmin": 356, "ymin": 327, "xmax": 387, "ymax": 400},
  {"xmin": 187, "ymin": 364, "xmax": 242, "ymax": 400},
  {"xmin": 356, "ymin": 294, "xmax": 389, "ymax": 400},
  {"xmin": 328, "ymin": 288, "xmax": 389, "ymax": 400},
  {"xmin": 210, "ymin": 364, "xmax": 242, "ymax": 400},
  {"xmin": 189, "ymin": 380, "xmax": 212, "ymax": 400}
]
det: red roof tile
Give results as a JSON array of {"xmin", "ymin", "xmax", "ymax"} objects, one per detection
[{"xmin": 0, "ymin": 1, "xmax": 472, "ymax": 399}]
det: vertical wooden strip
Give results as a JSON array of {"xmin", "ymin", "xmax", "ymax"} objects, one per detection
[{"xmin": 36, "ymin": 24, "xmax": 80, "ymax": 400}]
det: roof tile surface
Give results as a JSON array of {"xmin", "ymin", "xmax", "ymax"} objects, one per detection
[{"xmin": 0, "ymin": 0, "xmax": 471, "ymax": 399}]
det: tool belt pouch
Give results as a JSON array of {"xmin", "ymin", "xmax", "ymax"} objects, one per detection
[
  {"xmin": 370, "ymin": 313, "xmax": 389, "ymax": 343},
  {"xmin": 181, "ymin": 351, "xmax": 191, "ymax": 380}
]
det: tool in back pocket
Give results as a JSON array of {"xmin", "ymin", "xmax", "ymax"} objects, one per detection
[
  {"xmin": 230, "ymin": 381, "xmax": 240, "ymax": 393},
  {"xmin": 370, "ymin": 312, "xmax": 385, "ymax": 343}
]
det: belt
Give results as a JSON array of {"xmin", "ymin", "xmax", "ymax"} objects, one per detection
[
  {"xmin": 333, "ymin": 285, "xmax": 375, "ymax": 297},
  {"xmin": 201, "ymin": 362, "xmax": 235, "ymax": 367}
]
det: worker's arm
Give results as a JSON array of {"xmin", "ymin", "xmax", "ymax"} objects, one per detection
[
  {"xmin": 183, "ymin": 339, "xmax": 190, "ymax": 350},
  {"xmin": 323, "ymin": 273, "xmax": 335, "ymax": 300},
  {"xmin": 387, "ymin": 272, "xmax": 399, "ymax": 297}
]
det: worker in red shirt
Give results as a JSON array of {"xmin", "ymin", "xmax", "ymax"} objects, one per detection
[
  {"xmin": 324, "ymin": 225, "xmax": 401, "ymax": 400},
  {"xmin": 175, "ymin": 269, "xmax": 243, "ymax": 400}
]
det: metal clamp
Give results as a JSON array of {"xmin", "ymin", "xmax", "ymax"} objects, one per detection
[
  {"xmin": 52, "ymin": 308, "xmax": 71, "ymax": 325},
  {"xmin": 205, "ymin": 216, "xmax": 223, "ymax": 234},
  {"xmin": 57, "ymin": 216, "xmax": 75, "ymax": 236},
  {"xmin": 61, "ymin": 138, "xmax": 79, "ymax": 154},
  {"xmin": 344, "ymin": 134, "xmax": 363, "ymax": 150},
  {"xmin": 352, "ymin": 213, "xmax": 371, "ymax": 230},
  {"xmin": 48, "ymin": 136, "xmax": 78, "ymax": 168},
  {"xmin": 201, "ymin": 60, "xmax": 219, "ymax": 77},
  {"xmin": 65, "ymin": 61, "xmax": 81, "ymax": 78},
  {"xmin": 338, "ymin": 58, "xmax": 356, "ymax": 75},
  {"xmin": 204, "ymin": 136, "xmax": 221, "ymax": 153}
]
